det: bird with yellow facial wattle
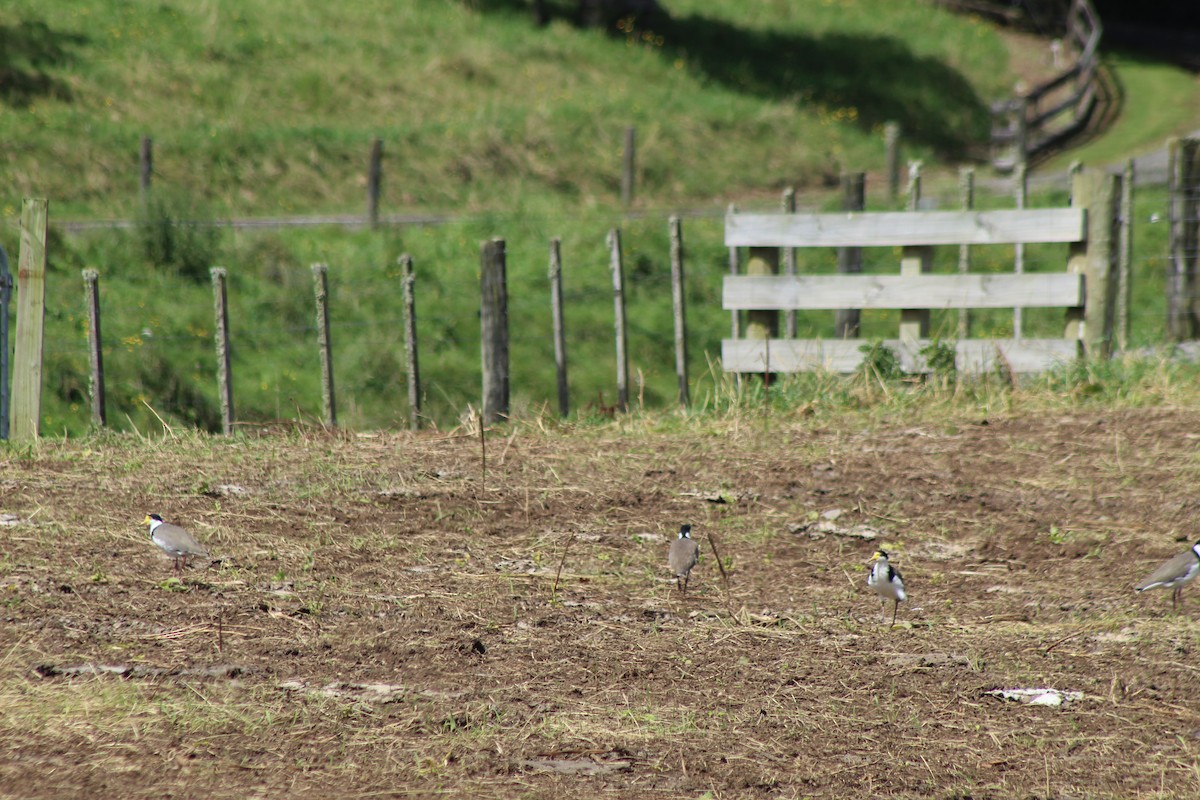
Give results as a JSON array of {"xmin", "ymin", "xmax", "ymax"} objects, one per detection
[{"xmin": 867, "ymin": 548, "xmax": 907, "ymax": 627}]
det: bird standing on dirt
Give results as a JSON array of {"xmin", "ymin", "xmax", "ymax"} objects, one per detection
[
  {"xmin": 868, "ymin": 549, "xmax": 907, "ymax": 627},
  {"xmin": 1135, "ymin": 540, "xmax": 1200, "ymax": 610},
  {"xmin": 668, "ymin": 524, "xmax": 700, "ymax": 593},
  {"xmin": 144, "ymin": 513, "xmax": 208, "ymax": 573}
]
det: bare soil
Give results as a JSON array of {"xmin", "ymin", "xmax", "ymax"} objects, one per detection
[{"xmin": 3, "ymin": 407, "xmax": 1200, "ymax": 798}]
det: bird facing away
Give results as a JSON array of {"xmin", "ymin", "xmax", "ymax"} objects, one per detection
[
  {"xmin": 1135, "ymin": 540, "xmax": 1200, "ymax": 610},
  {"xmin": 144, "ymin": 514, "xmax": 208, "ymax": 573},
  {"xmin": 868, "ymin": 549, "xmax": 907, "ymax": 627},
  {"xmin": 668, "ymin": 524, "xmax": 700, "ymax": 593}
]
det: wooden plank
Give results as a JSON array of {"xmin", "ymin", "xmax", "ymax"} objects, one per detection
[
  {"xmin": 722, "ymin": 338, "xmax": 1080, "ymax": 375},
  {"xmin": 725, "ymin": 208, "xmax": 1086, "ymax": 248},
  {"xmin": 11, "ymin": 198, "xmax": 48, "ymax": 443},
  {"xmin": 723, "ymin": 273, "xmax": 1085, "ymax": 311}
]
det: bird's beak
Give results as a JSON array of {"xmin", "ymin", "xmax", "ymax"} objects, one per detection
[{"xmin": 142, "ymin": 515, "xmax": 151, "ymax": 525}]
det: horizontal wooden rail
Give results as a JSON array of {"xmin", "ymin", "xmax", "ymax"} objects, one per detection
[
  {"xmin": 725, "ymin": 208, "xmax": 1086, "ymax": 248},
  {"xmin": 722, "ymin": 273, "xmax": 1084, "ymax": 311},
  {"xmin": 722, "ymin": 338, "xmax": 1082, "ymax": 375}
]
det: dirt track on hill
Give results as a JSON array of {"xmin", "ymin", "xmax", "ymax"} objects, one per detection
[{"xmin": 3, "ymin": 408, "xmax": 1200, "ymax": 798}]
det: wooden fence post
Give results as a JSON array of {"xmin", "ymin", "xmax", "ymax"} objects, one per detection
[
  {"xmin": 957, "ymin": 166, "xmax": 975, "ymax": 339},
  {"xmin": 367, "ymin": 137, "xmax": 383, "ymax": 228},
  {"xmin": 1167, "ymin": 138, "xmax": 1200, "ymax": 341},
  {"xmin": 400, "ymin": 254, "xmax": 421, "ymax": 430},
  {"xmin": 727, "ymin": 203, "xmax": 741, "ymax": 340},
  {"xmin": 481, "ymin": 238, "xmax": 509, "ymax": 424},
  {"xmin": 1014, "ymin": 161, "xmax": 1028, "ymax": 338},
  {"xmin": 900, "ymin": 165, "xmax": 929, "ymax": 351},
  {"xmin": 548, "ymin": 238, "xmax": 569, "ymax": 418},
  {"xmin": 884, "ymin": 122, "xmax": 901, "ymax": 201},
  {"xmin": 669, "ymin": 216, "xmax": 689, "ymax": 407},
  {"xmin": 82, "ymin": 269, "xmax": 107, "ymax": 428},
  {"xmin": 312, "ymin": 263, "xmax": 337, "ymax": 428},
  {"xmin": 608, "ymin": 229, "xmax": 630, "ymax": 412},
  {"xmin": 781, "ymin": 188, "xmax": 797, "ymax": 339},
  {"xmin": 1067, "ymin": 168, "xmax": 1119, "ymax": 357},
  {"xmin": 139, "ymin": 136, "xmax": 153, "ymax": 200},
  {"xmin": 11, "ymin": 198, "xmax": 48, "ymax": 443},
  {"xmin": 906, "ymin": 160, "xmax": 923, "ymax": 211},
  {"xmin": 0, "ymin": 246, "xmax": 12, "ymax": 440},
  {"xmin": 621, "ymin": 126, "xmax": 636, "ymax": 208},
  {"xmin": 835, "ymin": 172, "xmax": 865, "ymax": 339},
  {"xmin": 211, "ymin": 267, "xmax": 234, "ymax": 435},
  {"xmin": 1117, "ymin": 158, "xmax": 1134, "ymax": 351},
  {"xmin": 746, "ymin": 246, "xmax": 779, "ymax": 382}
]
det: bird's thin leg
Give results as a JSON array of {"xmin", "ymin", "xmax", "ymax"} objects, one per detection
[
  {"xmin": 682, "ymin": 573, "xmax": 689, "ymax": 593},
  {"xmin": 890, "ymin": 601, "xmax": 898, "ymax": 628}
]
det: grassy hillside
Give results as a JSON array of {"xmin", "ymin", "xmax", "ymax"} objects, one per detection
[
  {"xmin": 0, "ymin": 1, "xmax": 1192, "ymax": 435},
  {"xmin": 0, "ymin": 0, "xmax": 1010, "ymax": 219}
]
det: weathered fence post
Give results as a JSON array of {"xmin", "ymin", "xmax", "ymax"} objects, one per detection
[
  {"xmin": 548, "ymin": 238, "xmax": 569, "ymax": 418},
  {"xmin": 211, "ymin": 267, "xmax": 234, "ymax": 435},
  {"xmin": 957, "ymin": 167, "xmax": 975, "ymax": 339},
  {"xmin": 82, "ymin": 269, "xmax": 106, "ymax": 428},
  {"xmin": 400, "ymin": 254, "xmax": 421, "ymax": 430},
  {"xmin": 139, "ymin": 136, "xmax": 153, "ymax": 200},
  {"xmin": 900, "ymin": 164, "xmax": 930, "ymax": 350},
  {"xmin": 884, "ymin": 122, "xmax": 901, "ymax": 201},
  {"xmin": 1014, "ymin": 161, "xmax": 1028, "ymax": 338},
  {"xmin": 312, "ymin": 263, "xmax": 337, "ymax": 428},
  {"xmin": 11, "ymin": 198, "xmax": 49, "ymax": 443},
  {"xmin": 608, "ymin": 229, "xmax": 630, "ymax": 412},
  {"xmin": 621, "ymin": 126, "xmax": 636, "ymax": 208},
  {"xmin": 480, "ymin": 238, "xmax": 509, "ymax": 424},
  {"xmin": 835, "ymin": 172, "xmax": 865, "ymax": 339},
  {"xmin": 367, "ymin": 137, "xmax": 383, "ymax": 228},
  {"xmin": 906, "ymin": 160, "xmax": 923, "ymax": 211},
  {"xmin": 1167, "ymin": 138, "xmax": 1200, "ymax": 342},
  {"xmin": 669, "ymin": 216, "xmax": 689, "ymax": 407},
  {"xmin": 745, "ymin": 245, "xmax": 779, "ymax": 382},
  {"xmin": 781, "ymin": 188, "xmax": 797, "ymax": 339},
  {"xmin": 728, "ymin": 203, "xmax": 741, "ymax": 341},
  {"xmin": 0, "ymin": 246, "xmax": 11, "ymax": 440},
  {"xmin": 1117, "ymin": 158, "xmax": 1134, "ymax": 351},
  {"xmin": 1067, "ymin": 168, "xmax": 1119, "ymax": 357}
]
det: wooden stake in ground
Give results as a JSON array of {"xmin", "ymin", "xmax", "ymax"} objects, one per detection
[
  {"xmin": 312, "ymin": 263, "xmax": 336, "ymax": 428},
  {"xmin": 11, "ymin": 198, "xmax": 49, "ymax": 443},
  {"xmin": 211, "ymin": 267, "xmax": 234, "ymax": 435},
  {"xmin": 82, "ymin": 269, "xmax": 107, "ymax": 428},
  {"xmin": 706, "ymin": 532, "xmax": 731, "ymax": 594}
]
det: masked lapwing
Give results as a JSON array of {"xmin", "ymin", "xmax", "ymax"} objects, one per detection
[
  {"xmin": 668, "ymin": 524, "xmax": 700, "ymax": 593},
  {"xmin": 144, "ymin": 514, "xmax": 208, "ymax": 573},
  {"xmin": 868, "ymin": 549, "xmax": 907, "ymax": 627},
  {"xmin": 1135, "ymin": 540, "xmax": 1200, "ymax": 610}
]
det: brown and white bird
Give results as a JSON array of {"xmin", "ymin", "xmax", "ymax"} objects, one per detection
[
  {"xmin": 1135, "ymin": 540, "xmax": 1200, "ymax": 610},
  {"xmin": 668, "ymin": 524, "xmax": 700, "ymax": 593},
  {"xmin": 144, "ymin": 513, "xmax": 208, "ymax": 573},
  {"xmin": 868, "ymin": 549, "xmax": 907, "ymax": 627}
]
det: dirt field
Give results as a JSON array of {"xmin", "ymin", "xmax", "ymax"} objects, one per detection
[{"xmin": 3, "ymin": 406, "xmax": 1200, "ymax": 798}]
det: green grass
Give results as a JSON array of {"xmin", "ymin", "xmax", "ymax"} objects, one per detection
[
  {"xmin": 0, "ymin": 1, "xmax": 1193, "ymax": 435},
  {"xmin": 1042, "ymin": 50, "xmax": 1200, "ymax": 171},
  {"xmin": 0, "ymin": 0, "xmax": 1009, "ymax": 219}
]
